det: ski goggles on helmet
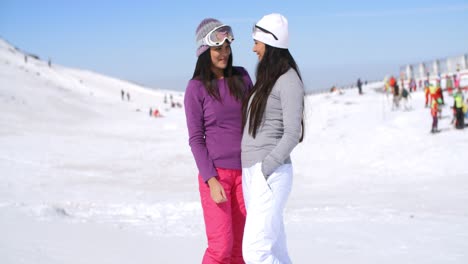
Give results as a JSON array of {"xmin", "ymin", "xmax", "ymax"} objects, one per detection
[{"xmin": 202, "ymin": 25, "xmax": 235, "ymax": 47}]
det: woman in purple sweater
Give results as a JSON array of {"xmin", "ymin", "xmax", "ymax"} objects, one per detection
[{"xmin": 184, "ymin": 18, "xmax": 253, "ymax": 264}]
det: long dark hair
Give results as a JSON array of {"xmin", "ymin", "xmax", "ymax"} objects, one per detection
[
  {"xmin": 192, "ymin": 45, "xmax": 246, "ymax": 101},
  {"xmin": 242, "ymin": 45, "xmax": 304, "ymax": 141}
]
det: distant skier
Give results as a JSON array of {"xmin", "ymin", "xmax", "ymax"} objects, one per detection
[
  {"xmin": 436, "ymin": 82, "xmax": 444, "ymax": 105},
  {"xmin": 392, "ymin": 82, "xmax": 400, "ymax": 110},
  {"xmin": 453, "ymin": 87, "xmax": 465, "ymax": 129},
  {"xmin": 126, "ymin": 92, "xmax": 130, "ymax": 101},
  {"xmin": 454, "ymin": 69, "xmax": 461, "ymax": 90},
  {"xmin": 153, "ymin": 108, "xmax": 162, "ymax": 117},
  {"xmin": 424, "ymin": 79, "xmax": 430, "ymax": 107},
  {"xmin": 48, "ymin": 58, "xmax": 52, "ymax": 68},
  {"xmin": 383, "ymin": 76, "xmax": 390, "ymax": 97},
  {"xmin": 430, "ymin": 98, "xmax": 440, "ymax": 133},
  {"xmin": 357, "ymin": 78, "xmax": 363, "ymax": 95},
  {"xmin": 446, "ymin": 75, "xmax": 454, "ymax": 95},
  {"xmin": 149, "ymin": 107, "xmax": 152, "ymax": 117},
  {"xmin": 401, "ymin": 86, "xmax": 411, "ymax": 110},
  {"xmin": 121, "ymin": 90, "xmax": 125, "ymax": 100},
  {"xmin": 409, "ymin": 78, "xmax": 416, "ymax": 92},
  {"xmin": 389, "ymin": 75, "xmax": 396, "ymax": 94}
]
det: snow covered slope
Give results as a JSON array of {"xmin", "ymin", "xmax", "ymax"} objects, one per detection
[{"xmin": 1, "ymin": 38, "xmax": 467, "ymax": 263}]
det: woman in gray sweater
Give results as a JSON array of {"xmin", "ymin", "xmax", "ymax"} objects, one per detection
[{"xmin": 241, "ymin": 13, "xmax": 304, "ymax": 264}]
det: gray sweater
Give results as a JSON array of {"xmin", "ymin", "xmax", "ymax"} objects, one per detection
[{"xmin": 241, "ymin": 69, "xmax": 304, "ymax": 177}]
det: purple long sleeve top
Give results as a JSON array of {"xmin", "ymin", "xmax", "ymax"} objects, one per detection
[{"xmin": 184, "ymin": 67, "xmax": 253, "ymax": 182}]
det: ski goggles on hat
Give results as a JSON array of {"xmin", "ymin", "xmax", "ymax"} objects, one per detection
[
  {"xmin": 202, "ymin": 25, "xmax": 235, "ymax": 46},
  {"xmin": 253, "ymin": 25, "xmax": 278, "ymax": 40}
]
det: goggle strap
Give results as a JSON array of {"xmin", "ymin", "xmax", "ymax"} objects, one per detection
[{"xmin": 254, "ymin": 25, "xmax": 278, "ymax": 40}]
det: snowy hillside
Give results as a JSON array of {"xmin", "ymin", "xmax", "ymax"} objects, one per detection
[{"xmin": 1, "ymin": 38, "xmax": 467, "ymax": 263}]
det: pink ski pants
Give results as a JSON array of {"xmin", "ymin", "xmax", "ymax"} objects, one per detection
[{"xmin": 199, "ymin": 168, "xmax": 246, "ymax": 264}]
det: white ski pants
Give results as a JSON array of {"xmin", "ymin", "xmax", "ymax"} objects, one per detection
[{"xmin": 242, "ymin": 162, "xmax": 292, "ymax": 264}]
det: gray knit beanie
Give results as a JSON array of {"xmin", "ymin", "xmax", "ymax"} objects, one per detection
[{"xmin": 195, "ymin": 18, "xmax": 223, "ymax": 57}]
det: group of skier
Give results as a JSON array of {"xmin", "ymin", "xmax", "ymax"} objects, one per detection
[
  {"xmin": 384, "ymin": 75, "xmax": 412, "ymax": 111},
  {"xmin": 383, "ymin": 71, "xmax": 467, "ymax": 133},
  {"xmin": 426, "ymin": 73, "xmax": 466, "ymax": 133}
]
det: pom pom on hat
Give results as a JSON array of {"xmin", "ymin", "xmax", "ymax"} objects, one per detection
[
  {"xmin": 195, "ymin": 18, "xmax": 223, "ymax": 57},
  {"xmin": 253, "ymin": 13, "xmax": 289, "ymax": 49}
]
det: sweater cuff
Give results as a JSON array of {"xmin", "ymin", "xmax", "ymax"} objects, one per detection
[
  {"xmin": 261, "ymin": 155, "xmax": 282, "ymax": 177},
  {"xmin": 200, "ymin": 167, "xmax": 218, "ymax": 183}
]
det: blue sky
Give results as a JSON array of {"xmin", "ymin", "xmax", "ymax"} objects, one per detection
[{"xmin": 1, "ymin": 0, "xmax": 467, "ymax": 91}]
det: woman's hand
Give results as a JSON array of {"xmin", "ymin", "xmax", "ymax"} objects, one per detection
[{"xmin": 207, "ymin": 177, "xmax": 227, "ymax": 203}]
